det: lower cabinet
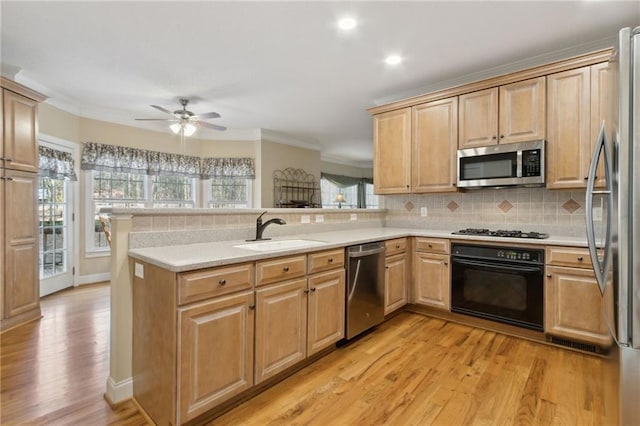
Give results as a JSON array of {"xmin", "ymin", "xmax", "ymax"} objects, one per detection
[
  {"xmin": 544, "ymin": 245, "xmax": 612, "ymax": 347},
  {"xmin": 307, "ymin": 269, "xmax": 345, "ymax": 355},
  {"xmin": 178, "ymin": 291, "xmax": 255, "ymax": 423},
  {"xmin": 412, "ymin": 238, "xmax": 450, "ymax": 310},
  {"xmin": 384, "ymin": 237, "xmax": 408, "ymax": 315}
]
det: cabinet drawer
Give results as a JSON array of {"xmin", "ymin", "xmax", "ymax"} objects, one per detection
[
  {"xmin": 256, "ymin": 255, "xmax": 307, "ymax": 286},
  {"xmin": 307, "ymin": 248, "xmax": 344, "ymax": 275},
  {"xmin": 415, "ymin": 237, "xmax": 450, "ymax": 254},
  {"xmin": 546, "ymin": 246, "xmax": 595, "ymax": 269},
  {"xmin": 385, "ymin": 238, "xmax": 407, "ymax": 256},
  {"xmin": 178, "ymin": 262, "xmax": 254, "ymax": 305}
]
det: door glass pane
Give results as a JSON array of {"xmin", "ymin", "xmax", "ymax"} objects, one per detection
[{"xmin": 38, "ymin": 177, "xmax": 68, "ymax": 278}]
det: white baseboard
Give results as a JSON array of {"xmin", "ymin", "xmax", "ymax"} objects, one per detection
[
  {"xmin": 105, "ymin": 376, "xmax": 133, "ymax": 405},
  {"xmin": 75, "ymin": 272, "xmax": 111, "ymax": 286}
]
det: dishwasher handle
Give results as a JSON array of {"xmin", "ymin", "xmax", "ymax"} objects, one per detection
[{"xmin": 348, "ymin": 245, "xmax": 385, "ymax": 258}]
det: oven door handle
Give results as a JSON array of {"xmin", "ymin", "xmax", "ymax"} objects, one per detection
[{"xmin": 453, "ymin": 258, "xmax": 543, "ymax": 274}]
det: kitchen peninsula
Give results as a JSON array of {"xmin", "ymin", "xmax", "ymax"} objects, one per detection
[{"xmin": 108, "ymin": 207, "xmax": 606, "ymax": 425}]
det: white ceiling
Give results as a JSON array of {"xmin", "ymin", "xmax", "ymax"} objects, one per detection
[{"xmin": 2, "ymin": 1, "xmax": 638, "ymax": 167}]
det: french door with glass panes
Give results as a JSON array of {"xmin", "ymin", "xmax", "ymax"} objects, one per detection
[{"xmin": 39, "ymin": 176, "xmax": 73, "ymax": 296}]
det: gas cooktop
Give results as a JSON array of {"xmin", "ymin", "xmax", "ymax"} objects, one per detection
[{"xmin": 452, "ymin": 228, "xmax": 549, "ymax": 239}]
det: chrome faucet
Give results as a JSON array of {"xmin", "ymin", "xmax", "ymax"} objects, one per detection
[{"xmin": 250, "ymin": 211, "xmax": 286, "ymax": 241}]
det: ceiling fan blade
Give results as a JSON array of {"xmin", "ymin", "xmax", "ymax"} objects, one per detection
[
  {"xmin": 197, "ymin": 121, "xmax": 227, "ymax": 131},
  {"xmin": 193, "ymin": 111, "xmax": 220, "ymax": 119},
  {"xmin": 135, "ymin": 118, "xmax": 179, "ymax": 121},
  {"xmin": 150, "ymin": 105, "xmax": 175, "ymax": 115}
]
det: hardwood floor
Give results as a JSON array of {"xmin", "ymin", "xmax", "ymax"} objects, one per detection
[{"xmin": 1, "ymin": 284, "xmax": 611, "ymax": 425}]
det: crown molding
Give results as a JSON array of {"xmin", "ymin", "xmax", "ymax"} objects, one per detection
[
  {"xmin": 321, "ymin": 153, "xmax": 373, "ymax": 169},
  {"xmin": 259, "ymin": 129, "xmax": 321, "ymax": 152},
  {"xmin": 373, "ymin": 35, "xmax": 617, "ymax": 106}
]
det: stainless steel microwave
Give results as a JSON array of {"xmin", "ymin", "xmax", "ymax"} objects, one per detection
[{"xmin": 457, "ymin": 140, "xmax": 545, "ymax": 189}]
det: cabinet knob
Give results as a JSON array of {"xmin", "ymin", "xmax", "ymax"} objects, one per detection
[
  {"xmin": 577, "ymin": 256, "xmax": 584, "ymax": 261},
  {"xmin": 406, "ymin": 185, "xmax": 410, "ymax": 188},
  {"xmin": 500, "ymin": 135, "xmax": 504, "ymax": 139},
  {"xmin": 5, "ymin": 177, "xmax": 13, "ymax": 181},
  {"xmin": 5, "ymin": 158, "xmax": 12, "ymax": 162},
  {"xmin": 328, "ymin": 258, "xmax": 334, "ymax": 263},
  {"xmin": 428, "ymin": 244, "xmax": 432, "ymax": 248},
  {"xmin": 249, "ymin": 304, "xmax": 255, "ymax": 310},
  {"xmin": 283, "ymin": 266, "xmax": 290, "ymax": 272},
  {"xmin": 304, "ymin": 289, "xmax": 310, "ymax": 294},
  {"xmin": 584, "ymin": 177, "xmax": 589, "ymax": 180},
  {"xmin": 546, "ymin": 274, "xmax": 552, "ymax": 278},
  {"xmin": 311, "ymin": 287, "xmax": 316, "ymax": 292},
  {"xmin": 218, "ymin": 279, "xmax": 226, "ymax": 285},
  {"xmin": 395, "ymin": 245, "xmax": 400, "ymax": 249},
  {"xmin": 444, "ymin": 261, "xmax": 448, "ymax": 266},
  {"xmin": 492, "ymin": 136, "xmax": 497, "ymax": 140},
  {"xmin": 385, "ymin": 266, "xmax": 389, "ymax": 269}
]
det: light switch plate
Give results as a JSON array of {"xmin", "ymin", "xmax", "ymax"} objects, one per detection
[
  {"xmin": 315, "ymin": 214, "xmax": 324, "ymax": 223},
  {"xmin": 134, "ymin": 262, "xmax": 144, "ymax": 279},
  {"xmin": 593, "ymin": 201, "xmax": 603, "ymax": 221},
  {"xmin": 421, "ymin": 207, "xmax": 428, "ymax": 217},
  {"xmin": 301, "ymin": 215, "xmax": 311, "ymax": 224},
  {"xmin": 350, "ymin": 213, "xmax": 357, "ymax": 221}
]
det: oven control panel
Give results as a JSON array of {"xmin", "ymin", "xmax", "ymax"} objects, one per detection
[{"xmin": 452, "ymin": 244, "xmax": 544, "ymax": 264}]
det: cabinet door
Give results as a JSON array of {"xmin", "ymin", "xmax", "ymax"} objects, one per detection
[
  {"xmin": 307, "ymin": 269, "xmax": 345, "ymax": 356},
  {"xmin": 178, "ymin": 291, "xmax": 254, "ymax": 423},
  {"xmin": 499, "ymin": 77, "xmax": 546, "ymax": 144},
  {"xmin": 373, "ymin": 108, "xmax": 411, "ymax": 194},
  {"xmin": 255, "ymin": 278, "xmax": 307, "ymax": 383},
  {"xmin": 3, "ymin": 90, "xmax": 38, "ymax": 173},
  {"xmin": 413, "ymin": 252, "xmax": 450, "ymax": 310},
  {"xmin": 412, "ymin": 97, "xmax": 458, "ymax": 193},
  {"xmin": 545, "ymin": 266, "xmax": 612, "ymax": 347},
  {"xmin": 385, "ymin": 253, "xmax": 407, "ymax": 315},
  {"xmin": 4, "ymin": 170, "xmax": 38, "ymax": 318},
  {"xmin": 590, "ymin": 62, "xmax": 612, "ymax": 189},
  {"xmin": 458, "ymin": 87, "xmax": 498, "ymax": 149},
  {"xmin": 546, "ymin": 66, "xmax": 591, "ymax": 189}
]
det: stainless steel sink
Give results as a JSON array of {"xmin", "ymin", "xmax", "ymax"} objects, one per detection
[{"xmin": 233, "ymin": 239, "xmax": 326, "ymax": 251}]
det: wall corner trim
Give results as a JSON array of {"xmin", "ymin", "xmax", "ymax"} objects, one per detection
[{"xmin": 104, "ymin": 376, "xmax": 133, "ymax": 405}]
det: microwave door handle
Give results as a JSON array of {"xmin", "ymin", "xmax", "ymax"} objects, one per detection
[
  {"xmin": 585, "ymin": 121, "xmax": 613, "ymax": 295},
  {"xmin": 516, "ymin": 150, "xmax": 523, "ymax": 178}
]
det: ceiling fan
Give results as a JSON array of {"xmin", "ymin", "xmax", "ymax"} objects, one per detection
[{"xmin": 135, "ymin": 98, "xmax": 226, "ymax": 136}]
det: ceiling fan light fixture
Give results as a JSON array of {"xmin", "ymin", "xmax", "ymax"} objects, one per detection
[
  {"xmin": 170, "ymin": 123, "xmax": 182, "ymax": 134},
  {"xmin": 183, "ymin": 123, "xmax": 197, "ymax": 137}
]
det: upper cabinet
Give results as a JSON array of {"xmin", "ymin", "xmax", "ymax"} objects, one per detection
[
  {"xmin": 458, "ymin": 77, "xmax": 546, "ymax": 149},
  {"xmin": 412, "ymin": 97, "xmax": 458, "ymax": 193},
  {"xmin": 373, "ymin": 108, "xmax": 412, "ymax": 194},
  {"xmin": 547, "ymin": 63, "xmax": 611, "ymax": 189},
  {"xmin": 2, "ymin": 88, "xmax": 40, "ymax": 173}
]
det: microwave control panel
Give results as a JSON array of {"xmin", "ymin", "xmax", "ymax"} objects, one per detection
[{"xmin": 522, "ymin": 149, "xmax": 542, "ymax": 177}]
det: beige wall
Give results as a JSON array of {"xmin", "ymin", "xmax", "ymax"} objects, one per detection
[
  {"xmin": 260, "ymin": 140, "xmax": 321, "ymax": 208},
  {"xmin": 320, "ymin": 161, "xmax": 373, "ymax": 179}
]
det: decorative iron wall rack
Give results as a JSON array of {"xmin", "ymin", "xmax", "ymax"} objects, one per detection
[{"xmin": 273, "ymin": 168, "xmax": 320, "ymax": 208}]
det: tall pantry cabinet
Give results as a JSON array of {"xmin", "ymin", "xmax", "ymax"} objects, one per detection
[{"xmin": 1, "ymin": 77, "xmax": 46, "ymax": 332}]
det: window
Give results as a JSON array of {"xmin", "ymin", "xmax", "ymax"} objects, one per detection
[
  {"xmin": 39, "ymin": 177, "xmax": 68, "ymax": 277},
  {"xmin": 320, "ymin": 178, "xmax": 379, "ymax": 209},
  {"xmin": 209, "ymin": 178, "xmax": 252, "ymax": 208},
  {"xmin": 152, "ymin": 175, "xmax": 196, "ymax": 208}
]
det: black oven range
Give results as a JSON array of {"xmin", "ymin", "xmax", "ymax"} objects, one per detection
[{"xmin": 453, "ymin": 228, "xmax": 549, "ymax": 239}]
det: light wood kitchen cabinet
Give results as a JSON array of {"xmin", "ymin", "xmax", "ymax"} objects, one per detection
[
  {"xmin": 255, "ymin": 278, "xmax": 308, "ymax": 384},
  {"xmin": 458, "ymin": 77, "xmax": 545, "ymax": 149},
  {"xmin": 1, "ymin": 78, "xmax": 45, "ymax": 332},
  {"xmin": 544, "ymin": 246, "xmax": 612, "ymax": 347},
  {"xmin": 307, "ymin": 269, "xmax": 345, "ymax": 356},
  {"xmin": 178, "ymin": 290, "xmax": 254, "ymax": 423},
  {"xmin": 412, "ymin": 97, "xmax": 458, "ymax": 193},
  {"xmin": 384, "ymin": 238, "xmax": 408, "ymax": 314},
  {"xmin": 413, "ymin": 238, "xmax": 450, "ymax": 310},
  {"xmin": 373, "ymin": 107, "xmax": 411, "ymax": 194},
  {"xmin": 547, "ymin": 62, "xmax": 611, "ymax": 189}
]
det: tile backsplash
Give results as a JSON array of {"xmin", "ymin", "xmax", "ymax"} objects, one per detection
[{"xmin": 382, "ymin": 187, "xmax": 589, "ymax": 237}]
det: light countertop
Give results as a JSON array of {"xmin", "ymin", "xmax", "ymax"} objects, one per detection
[{"xmin": 128, "ymin": 227, "xmax": 590, "ymax": 272}]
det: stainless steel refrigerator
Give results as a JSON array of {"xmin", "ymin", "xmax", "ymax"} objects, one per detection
[{"xmin": 586, "ymin": 26, "xmax": 640, "ymax": 425}]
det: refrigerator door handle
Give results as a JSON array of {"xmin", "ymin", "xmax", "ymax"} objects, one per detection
[{"xmin": 585, "ymin": 121, "xmax": 613, "ymax": 295}]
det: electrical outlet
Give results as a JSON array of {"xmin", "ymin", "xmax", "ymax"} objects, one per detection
[
  {"xmin": 315, "ymin": 214, "xmax": 324, "ymax": 223},
  {"xmin": 593, "ymin": 202, "xmax": 603, "ymax": 221},
  {"xmin": 301, "ymin": 215, "xmax": 311, "ymax": 224},
  {"xmin": 350, "ymin": 213, "xmax": 357, "ymax": 221},
  {"xmin": 134, "ymin": 262, "xmax": 144, "ymax": 279},
  {"xmin": 421, "ymin": 207, "xmax": 428, "ymax": 217}
]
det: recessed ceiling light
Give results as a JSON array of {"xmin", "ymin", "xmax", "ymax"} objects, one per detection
[
  {"xmin": 385, "ymin": 55, "xmax": 402, "ymax": 65},
  {"xmin": 338, "ymin": 17, "xmax": 357, "ymax": 30}
]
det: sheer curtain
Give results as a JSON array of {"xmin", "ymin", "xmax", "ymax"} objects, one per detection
[{"xmin": 320, "ymin": 172, "xmax": 373, "ymax": 208}]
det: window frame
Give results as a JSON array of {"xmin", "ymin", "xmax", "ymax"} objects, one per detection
[{"xmin": 204, "ymin": 177, "xmax": 253, "ymax": 209}]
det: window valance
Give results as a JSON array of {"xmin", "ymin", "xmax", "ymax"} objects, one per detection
[
  {"xmin": 80, "ymin": 142, "xmax": 253, "ymax": 179},
  {"xmin": 39, "ymin": 145, "xmax": 78, "ymax": 181},
  {"xmin": 201, "ymin": 157, "xmax": 255, "ymax": 179},
  {"xmin": 321, "ymin": 172, "xmax": 374, "ymax": 208}
]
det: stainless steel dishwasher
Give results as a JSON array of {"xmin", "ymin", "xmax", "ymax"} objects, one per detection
[{"xmin": 346, "ymin": 242, "xmax": 385, "ymax": 339}]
